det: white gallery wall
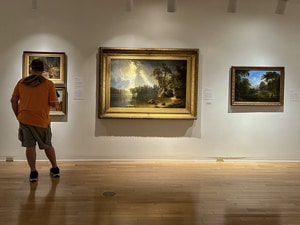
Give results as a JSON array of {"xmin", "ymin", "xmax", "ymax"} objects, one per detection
[{"xmin": 1, "ymin": 0, "xmax": 300, "ymax": 161}]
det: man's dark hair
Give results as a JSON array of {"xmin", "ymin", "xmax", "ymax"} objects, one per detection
[{"xmin": 30, "ymin": 59, "xmax": 44, "ymax": 72}]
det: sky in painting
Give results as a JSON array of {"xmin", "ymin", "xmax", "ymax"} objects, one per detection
[
  {"xmin": 110, "ymin": 59, "xmax": 157, "ymax": 89},
  {"xmin": 248, "ymin": 70, "xmax": 280, "ymax": 87},
  {"xmin": 110, "ymin": 59, "xmax": 184, "ymax": 90},
  {"xmin": 248, "ymin": 70, "xmax": 266, "ymax": 87}
]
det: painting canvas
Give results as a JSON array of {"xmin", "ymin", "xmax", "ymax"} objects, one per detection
[
  {"xmin": 231, "ymin": 66, "xmax": 284, "ymax": 106},
  {"xmin": 99, "ymin": 48, "xmax": 199, "ymax": 119},
  {"xmin": 23, "ymin": 51, "xmax": 66, "ymax": 84},
  {"xmin": 110, "ymin": 59, "xmax": 187, "ymax": 108},
  {"xmin": 50, "ymin": 87, "xmax": 66, "ymax": 115}
]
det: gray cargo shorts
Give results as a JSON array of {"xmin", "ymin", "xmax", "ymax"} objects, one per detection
[{"xmin": 18, "ymin": 122, "xmax": 53, "ymax": 150}]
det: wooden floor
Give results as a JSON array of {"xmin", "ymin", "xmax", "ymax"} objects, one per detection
[{"xmin": 0, "ymin": 161, "xmax": 300, "ymax": 225}]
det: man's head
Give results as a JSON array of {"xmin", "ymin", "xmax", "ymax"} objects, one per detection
[{"xmin": 30, "ymin": 59, "xmax": 44, "ymax": 72}]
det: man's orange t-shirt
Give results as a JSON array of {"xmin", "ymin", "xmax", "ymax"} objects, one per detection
[{"xmin": 12, "ymin": 77, "xmax": 58, "ymax": 128}]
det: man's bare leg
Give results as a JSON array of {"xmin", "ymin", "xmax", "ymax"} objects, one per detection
[
  {"xmin": 26, "ymin": 147, "xmax": 36, "ymax": 171},
  {"xmin": 44, "ymin": 146, "xmax": 58, "ymax": 168}
]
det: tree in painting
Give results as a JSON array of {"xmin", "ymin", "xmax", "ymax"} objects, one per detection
[{"xmin": 151, "ymin": 63, "xmax": 186, "ymax": 100}]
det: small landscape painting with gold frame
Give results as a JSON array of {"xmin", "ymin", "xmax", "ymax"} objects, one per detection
[
  {"xmin": 23, "ymin": 51, "xmax": 66, "ymax": 84},
  {"xmin": 230, "ymin": 66, "xmax": 284, "ymax": 106},
  {"xmin": 98, "ymin": 47, "xmax": 199, "ymax": 119}
]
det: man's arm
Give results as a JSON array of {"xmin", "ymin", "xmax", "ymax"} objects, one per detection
[{"xmin": 10, "ymin": 96, "xmax": 19, "ymax": 117}]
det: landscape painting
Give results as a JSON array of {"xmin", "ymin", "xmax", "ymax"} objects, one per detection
[
  {"xmin": 98, "ymin": 48, "xmax": 199, "ymax": 119},
  {"xmin": 231, "ymin": 66, "xmax": 284, "ymax": 106},
  {"xmin": 110, "ymin": 59, "xmax": 187, "ymax": 109}
]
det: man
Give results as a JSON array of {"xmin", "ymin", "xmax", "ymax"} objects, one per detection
[{"xmin": 11, "ymin": 59, "xmax": 60, "ymax": 182}]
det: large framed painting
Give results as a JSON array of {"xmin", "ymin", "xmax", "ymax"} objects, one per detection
[
  {"xmin": 98, "ymin": 47, "xmax": 199, "ymax": 119},
  {"xmin": 23, "ymin": 51, "xmax": 66, "ymax": 84},
  {"xmin": 230, "ymin": 66, "xmax": 284, "ymax": 106},
  {"xmin": 50, "ymin": 87, "xmax": 66, "ymax": 115}
]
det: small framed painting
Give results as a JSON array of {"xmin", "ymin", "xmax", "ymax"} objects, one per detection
[
  {"xmin": 230, "ymin": 66, "xmax": 284, "ymax": 106},
  {"xmin": 23, "ymin": 51, "xmax": 66, "ymax": 84},
  {"xmin": 50, "ymin": 87, "xmax": 66, "ymax": 115}
]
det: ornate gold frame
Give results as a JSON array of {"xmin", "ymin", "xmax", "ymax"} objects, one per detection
[{"xmin": 98, "ymin": 47, "xmax": 199, "ymax": 119}]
